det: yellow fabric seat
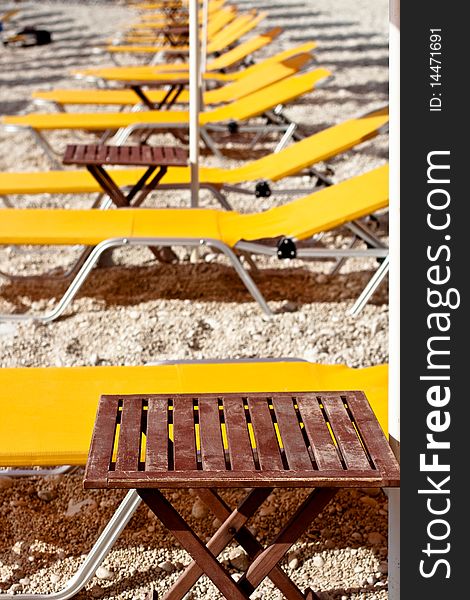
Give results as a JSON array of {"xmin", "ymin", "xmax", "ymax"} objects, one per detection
[
  {"xmin": 1, "ymin": 69, "xmax": 330, "ymax": 131},
  {"xmin": 0, "ymin": 108, "xmax": 388, "ymax": 196},
  {"xmin": 106, "ymin": 11, "xmax": 267, "ymax": 55},
  {"xmin": 32, "ymin": 53, "xmax": 313, "ymax": 108},
  {"xmin": 0, "ymin": 165, "xmax": 388, "ymax": 247},
  {"xmin": 75, "ymin": 28, "xmax": 287, "ymax": 80},
  {"xmin": 0, "ymin": 361, "xmax": 388, "ymax": 467}
]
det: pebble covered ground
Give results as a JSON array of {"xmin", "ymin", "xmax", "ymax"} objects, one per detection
[{"xmin": 0, "ymin": 0, "xmax": 390, "ymax": 598}]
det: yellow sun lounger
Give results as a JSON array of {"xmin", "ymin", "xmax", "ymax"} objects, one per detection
[
  {"xmin": 125, "ymin": 4, "xmax": 235, "ymax": 37},
  {"xmin": 0, "ymin": 358, "xmax": 388, "ymax": 599},
  {"xmin": 0, "ymin": 165, "xmax": 389, "ymax": 322},
  {"xmin": 106, "ymin": 10, "xmax": 267, "ymax": 61},
  {"xmin": 0, "ymin": 107, "xmax": 389, "ymax": 211},
  {"xmin": 33, "ymin": 53, "xmax": 314, "ymax": 110},
  {"xmin": 76, "ymin": 27, "xmax": 285, "ymax": 80},
  {"xmin": 2, "ymin": 68, "xmax": 331, "ymax": 166}
]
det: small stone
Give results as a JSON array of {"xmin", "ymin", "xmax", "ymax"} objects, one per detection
[
  {"xmin": 158, "ymin": 561, "xmax": 175, "ymax": 574},
  {"xmin": 191, "ymin": 499, "xmax": 208, "ymax": 519},
  {"xmin": 37, "ymin": 489, "xmax": 56, "ymax": 502},
  {"xmin": 288, "ymin": 557, "xmax": 299, "ymax": 569},
  {"xmin": 57, "ymin": 550, "xmax": 66, "ymax": 560},
  {"xmin": 50, "ymin": 574, "xmax": 60, "ymax": 584},
  {"xmin": 204, "ymin": 253, "xmax": 217, "ymax": 263},
  {"xmin": 19, "ymin": 578, "xmax": 30, "ymax": 586},
  {"xmin": 129, "ymin": 311, "xmax": 141, "ymax": 320},
  {"xmin": 367, "ymin": 575, "xmax": 376, "ymax": 585},
  {"xmin": 367, "ymin": 532, "xmax": 385, "ymax": 546},
  {"xmin": 0, "ymin": 477, "xmax": 13, "ymax": 489},
  {"xmin": 89, "ymin": 353, "xmax": 99, "ymax": 365},
  {"xmin": 354, "ymin": 565, "xmax": 364, "ymax": 574},
  {"xmin": 91, "ymin": 585, "xmax": 103, "ymax": 598},
  {"xmin": 378, "ymin": 561, "xmax": 388, "ymax": 574},
  {"xmin": 212, "ymin": 517, "xmax": 222, "ymax": 529},
  {"xmin": 280, "ymin": 301, "xmax": 298, "ymax": 313},
  {"xmin": 351, "ymin": 532, "xmax": 362, "ymax": 542},
  {"xmin": 360, "ymin": 496, "xmax": 379, "ymax": 508},
  {"xmin": 65, "ymin": 498, "xmax": 97, "ymax": 517},
  {"xmin": 312, "ymin": 556, "xmax": 324, "ymax": 568},
  {"xmin": 315, "ymin": 274, "xmax": 328, "ymax": 284},
  {"xmin": 259, "ymin": 504, "xmax": 275, "ymax": 517},
  {"xmin": 228, "ymin": 548, "xmax": 249, "ymax": 572},
  {"xmin": 95, "ymin": 566, "xmax": 115, "ymax": 580},
  {"xmin": 11, "ymin": 541, "xmax": 23, "ymax": 555},
  {"xmin": 324, "ymin": 540, "xmax": 336, "ymax": 549}
]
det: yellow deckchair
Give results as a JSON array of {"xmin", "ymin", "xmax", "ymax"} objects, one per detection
[
  {"xmin": 0, "ymin": 108, "xmax": 389, "ymax": 211},
  {"xmin": 33, "ymin": 53, "xmax": 313, "ymax": 110},
  {"xmin": 116, "ymin": 4, "xmax": 236, "ymax": 47},
  {"xmin": 125, "ymin": 4, "xmax": 235, "ymax": 36},
  {"xmin": 75, "ymin": 34, "xmax": 308, "ymax": 84},
  {"xmin": 0, "ymin": 165, "xmax": 389, "ymax": 322},
  {"xmin": 2, "ymin": 69, "xmax": 331, "ymax": 166},
  {"xmin": 106, "ymin": 10, "xmax": 267, "ymax": 57},
  {"xmin": 0, "ymin": 358, "xmax": 388, "ymax": 598}
]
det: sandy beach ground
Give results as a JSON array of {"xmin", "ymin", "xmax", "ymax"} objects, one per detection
[{"xmin": 0, "ymin": 0, "xmax": 390, "ymax": 598}]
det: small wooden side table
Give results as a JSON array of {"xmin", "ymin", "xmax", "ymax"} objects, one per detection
[{"xmin": 84, "ymin": 390, "xmax": 400, "ymax": 599}]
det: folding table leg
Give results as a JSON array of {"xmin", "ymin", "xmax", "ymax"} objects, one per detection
[
  {"xmin": 137, "ymin": 489, "xmax": 251, "ymax": 600},
  {"xmin": 197, "ymin": 489, "xmax": 306, "ymax": 600},
  {"xmin": 162, "ymin": 488, "xmax": 271, "ymax": 600},
  {"xmin": 238, "ymin": 488, "xmax": 338, "ymax": 596}
]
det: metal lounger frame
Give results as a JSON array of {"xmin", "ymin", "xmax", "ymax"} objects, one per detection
[{"xmin": 0, "ymin": 221, "xmax": 389, "ymax": 323}]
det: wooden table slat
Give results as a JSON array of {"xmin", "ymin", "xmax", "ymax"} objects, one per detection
[
  {"xmin": 96, "ymin": 144, "xmax": 108, "ymax": 163},
  {"xmin": 152, "ymin": 146, "xmax": 164, "ymax": 164},
  {"xmin": 271, "ymin": 396, "xmax": 313, "ymax": 471},
  {"xmin": 75, "ymin": 144, "xmax": 86, "ymax": 161},
  {"xmin": 223, "ymin": 396, "xmax": 256, "ymax": 471},
  {"xmin": 84, "ymin": 144, "xmax": 97, "ymax": 162},
  {"xmin": 105, "ymin": 469, "xmax": 392, "ymax": 487},
  {"xmin": 320, "ymin": 394, "xmax": 372, "ymax": 470},
  {"xmin": 141, "ymin": 145, "xmax": 153, "ymax": 164},
  {"xmin": 198, "ymin": 396, "xmax": 227, "ymax": 471},
  {"xmin": 107, "ymin": 145, "xmax": 119, "ymax": 164},
  {"xmin": 247, "ymin": 396, "xmax": 283, "ymax": 471},
  {"xmin": 295, "ymin": 394, "xmax": 343, "ymax": 470},
  {"xmin": 173, "ymin": 397, "xmax": 197, "ymax": 471},
  {"xmin": 116, "ymin": 396, "xmax": 143, "ymax": 472},
  {"xmin": 343, "ymin": 391, "xmax": 401, "ymax": 479},
  {"xmin": 84, "ymin": 394, "xmax": 120, "ymax": 485},
  {"xmin": 145, "ymin": 396, "xmax": 169, "ymax": 471}
]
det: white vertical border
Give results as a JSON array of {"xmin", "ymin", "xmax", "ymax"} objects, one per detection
[{"xmin": 388, "ymin": 0, "xmax": 400, "ymax": 598}]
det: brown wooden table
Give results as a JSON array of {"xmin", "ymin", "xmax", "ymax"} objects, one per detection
[
  {"xmin": 84, "ymin": 391, "xmax": 400, "ymax": 600},
  {"xmin": 63, "ymin": 143, "xmax": 188, "ymax": 208}
]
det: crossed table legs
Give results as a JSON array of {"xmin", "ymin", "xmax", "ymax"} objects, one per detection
[{"xmin": 138, "ymin": 486, "xmax": 338, "ymax": 600}]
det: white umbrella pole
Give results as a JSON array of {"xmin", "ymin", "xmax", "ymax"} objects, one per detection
[
  {"xmin": 189, "ymin": 0, "xmax": 201, "ymax": 208},
  {"xmin": 388, "ymin": 0, "xmax": 400, "ymax": 598},
  {"xmin": 200, "ymin": 0, "xmax": 209, "ymax": 107}
]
